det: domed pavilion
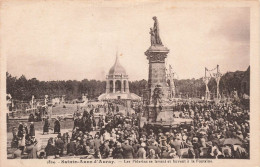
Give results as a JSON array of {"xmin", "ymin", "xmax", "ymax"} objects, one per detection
[{"xmin": 98, "ymin": 53, "xmax": 141, "ymax": 101}]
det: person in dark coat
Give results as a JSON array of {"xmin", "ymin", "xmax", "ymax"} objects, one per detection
[
  {"xmin": 34, "ymin": 110, "xmax": 41, "ymax": 121},
  {"xmin": 55, "ymin": 135, "xmax": 64, "ymax": 156},
  {"xmin": 86, "ymin": 117, "xmax": 92, "ymax": 132},
  {"xmin": 43, "ymin": 118, "xmax": 50, "ymax": 134},
  {"xmin": 17, "ymin": 123, "xmax": 23, "ymax": 138},
  {"xmin": 92, "ymin": 116, "xmax": 96, "ymax": 130},
  {"xmin": 112, "ymin": 105, "xmax": 115, "ymax": 113},
  {"xmin": 45, "ymin": 138, "xmax": 57, "ymax": 157},
  {"xmin": 75, "ymin": 140, "xmax": 84, "ymax": 155},
  {"xmin": 171, "ymin": 136, "xmax": 182, "ymax": 157},
  {"xmin": 29, "ymin": 122, "xmax": 35, "ymax": 137},
  {"xmin": 122, "ymin": 140, "xmax": 134, "ymax": 159},
  {"xmin": 67, "ymin": 140, "xmax": 76, "ymax": 156},
  {"xmin": 23, "ymin": 124, "xmax": 30, "ymax": 140},
  {"xmin": 148, "ymin": 145, "xmax": 161, "ymax": 158},
  {"xmin": 112, "ymin": 142, "xmax": 124, "ymax": 159},
  {"xmin": 26, "ymin": 136, "xmax": 38, "ymax": 159},
  {"xmin": 101, "ymin": 140, "xmax": 110, "ymax": 158},
  {"xmin": 90, "ymin": 109, "xmax": 94, "ymax": 116},
  {"xmin": 28, "ymin": 114, "xmax": 35, "ymax": 122},
  {"xmin": 93, "ymin": 134, "xmax": 101, "ymax": 155},
  {"xmin": 98, "ymin": 116, "xmax": 104, "ymax": 128},
  {"xmin": 11, "ymin": 127, "xmax": 19, "ymax": 148},
  {"xmin": 73, "ymin": 117, "xmax": 80, "ymax": 130},
  {"xmin": 62, "ymin": 132, "xmax": 70, "ymax": 151},
  {"xmin": 83, "ymin": 110, "xmax": 88, "ymax": 117},
  {"xmin": 161, "ymin": 146, "xmax": 170, "ymax": 159},
  {"xmin": 54, "ymin": 118, "xmax": 61, "ymax": 134}
]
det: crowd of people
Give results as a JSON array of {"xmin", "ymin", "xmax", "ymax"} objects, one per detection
[
  {"xmin": 11, "ymin": 122, "xmax": 39, "ymax": 158},
  {"xmin": 10, "ymin": 99, "xmax": 250, "ymax": 159}
]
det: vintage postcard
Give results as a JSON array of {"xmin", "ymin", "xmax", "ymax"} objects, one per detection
[{"xmin": 0, "ymin": 0, "xmax": 259, "ymax": 167}]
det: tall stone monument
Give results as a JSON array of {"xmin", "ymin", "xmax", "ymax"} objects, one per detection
[
  {"xmin": 145, "ymin": 16, "xmax": 170, "ymax": 104},
  {"xmin": 144, "ymin": 16, "xmax": 170, "ymax": 122}
]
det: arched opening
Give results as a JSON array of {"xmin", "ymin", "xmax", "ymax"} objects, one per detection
[
  {"xmin": 109, "ymin": 80, "xmax": 113, "ymax": 93},
  {"xmin": 124, "ymin": 80, "xmax": 127, "ymax": 92},
  {"xmin": 115, "ymin": 80, "xmax": 121, "ymax": 92}
]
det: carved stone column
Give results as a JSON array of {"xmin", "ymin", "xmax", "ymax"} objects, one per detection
[
  {"xmin": 121, "ymin": 79, "xmax": 124, "ymax": 93},
  {"xmin": 125, "ymin": 80, "xmax": 129, "ymax": 93},
  {"xmin": 145, "ymin": 45, "xmax": 169, "ymax": 104},
  {"xmin": 113, "ymin": 80, "xmax": 115, "ymax": 93},
  {"xmin": 106, "ymin": 78, "xmax": 110, "ymax": 93}
]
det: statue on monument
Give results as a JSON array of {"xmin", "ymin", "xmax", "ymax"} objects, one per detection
[
  {"xmin": 152, "ymin": 85, "xmax": 163, "ymax": 107},
  {"xmin": 150, "ymin": 28, "xmax": 156, "ymax": 46},
  {"xmin": 150, "ymin": 16, "xmax": 163, "ymax": 46}
]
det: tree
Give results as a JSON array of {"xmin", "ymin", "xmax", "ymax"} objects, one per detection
[{"xmin": 6, "ymin": 67, "xmax": 249, "ymax": 101}]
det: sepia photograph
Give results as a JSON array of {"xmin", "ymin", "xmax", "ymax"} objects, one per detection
[{"xmin": 0, "ymin": 0, "xmax": 259, "ymax": 166}]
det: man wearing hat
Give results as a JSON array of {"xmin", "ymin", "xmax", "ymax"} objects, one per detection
[
  {"xmin": 101, "ymin": 140, "xmax": 110, "ymax": 158},
  {"xmin": 45, "ymin": 137, "xmax": 57, "ymax": 158},
  {"xmin": 122, "ymin": 140, "xmax": 134, "ymax": 159},
  {"xmin": 137, "ymin": 143, "xmax": 146, "ymax": 159},
  {"xmin": 55, "ymin": 134, "xmax": 64, "ymax": 156},
  {"xmin": 93, "ymin": 134, "xmax": 101, "ymax": 155},
  {"xmin": 160, "ymin": 146, "xmax": 170, "ymax": 159},
  {"xmin": 112, "ymin": 142, "xmax": 124, "ymax": 159},
  {"xmin": 67, "ymin": 139, "xmax": 76, "ymax": 156},
  {"xmin": 75, "ymin": 138, "xmax": 84, "ymax": 155},
  {"xmin": 147, "ymin": 139, "xmax": 161, "ymax": 158},
  {"xmin": 185, "ymin": 139, "xmax": 195, "ymax": 158},
  {"xmin": 170, "ymin": 135, "xmax": 182, "ymax": 157},
  {"xmin": 159, "ymin": 135, "xmax": 167, "ymax": 147},
  {"xmin": 236, "ymin": 130, "xmax": 244, "ymax": 140}
]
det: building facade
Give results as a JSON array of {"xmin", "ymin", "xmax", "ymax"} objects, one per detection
[
  {"xmin": 98, "ymin": 53, "xmax": 140, "ymax": 101},
  {"xmin": 105, "ymin": 54, "xmax": 129, "ymax": 94}
]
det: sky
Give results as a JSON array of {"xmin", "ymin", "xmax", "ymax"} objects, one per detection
[{"xmin": 1, "ymin": 0, "xmax": 250, "ymax": 81}]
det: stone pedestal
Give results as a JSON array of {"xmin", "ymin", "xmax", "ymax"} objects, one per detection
[
  {"xmin": 144, "ymin": 105, "xmax": 159, "ymax": 122},
  {"xmin": 144, "ymin": 104, "xmax": 174, "ymax": 122},
  {"xmin": 145, "ymin": 45, "xmax": 170, "ymax": 104}
]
